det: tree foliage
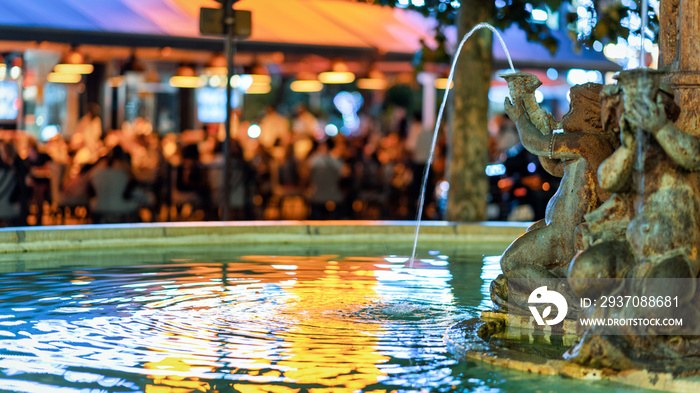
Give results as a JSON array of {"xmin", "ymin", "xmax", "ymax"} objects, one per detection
[
  {"xmin": 364, "ymin": 0, "xmax": 659, "ymax": 65},
  {"xmin": 360, "ymin": 0, "xmax": 660, "ymax": 221}
]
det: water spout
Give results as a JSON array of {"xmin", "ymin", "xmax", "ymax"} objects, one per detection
[
  {"xmin": 410, "ymin": 23, "xmax": 516, "ymax": 267},
  {"xmin": 635, "ymin": 0, "xmax": 649, "ymax": 244}
]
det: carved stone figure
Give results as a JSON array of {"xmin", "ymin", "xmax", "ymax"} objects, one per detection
[
  {"xmin": 490, "ymin": 75, "xmax": 620, "ymax": 310},
  {"xmin": 566, "ymin": 70, "xmax": 700, "ymax": 370},
  {"xmin": 501, "ymin": 72, "xmax": 560, "ymax": 135},
  {"xmin": 570, "ymin": 70, "xmax": 700, "ymax": 287},
  {"xmin": 467, "ymin": 0, "xmax": 700, "ymax": 378}
]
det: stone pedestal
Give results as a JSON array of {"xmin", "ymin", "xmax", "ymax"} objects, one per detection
[{"xmin": 661, "ymin": 0, "xmax": 700, "ymax": 136}]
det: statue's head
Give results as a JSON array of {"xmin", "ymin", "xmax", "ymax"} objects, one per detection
[
  {"xmin": 562, "ymin": 83, "xmax": 603, "ymax": 134},
  {"xmin": 614, "ymin": 70, "xmax": 681, "ymax": 123}
]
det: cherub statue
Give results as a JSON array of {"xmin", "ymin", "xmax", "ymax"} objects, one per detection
[
  {"xmin": 490, "ymin": 78, "xmax": 620, "ymax": 310},
  {"xmin": 569, "ymin": 71, "xmax": 700, "ymax": 294},
  {"xmin": 566, "ymin": 70, "xmax": 700, "ymax": 370},
  {"xmin": 565, "ymin": 84, "xmax": 638, "ymax": 296}
]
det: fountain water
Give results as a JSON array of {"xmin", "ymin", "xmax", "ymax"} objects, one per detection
[
  {"xmin": 634, "ymin": 0, "xmax": 650, "ymax": 273},
  {"xmin": 410, "ymin": 22, "xmax": 516, "ymax": 267},
  {"xmin": 635, "ymin": 0, "xmax": 650, "ymax": 208}
]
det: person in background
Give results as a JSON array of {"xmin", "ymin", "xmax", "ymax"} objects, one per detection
[
  {"xmin": 88, "ymin": 146, "xmax": 140, "ymax": 223},
  {"xmin": 70, "ymin": 103, "xmax": 103, "ymax": 164},
  {"xmin": 306, "ymin": 138, "xmax": 343, "ymax": 220},
  {"xmin": 207, "ymin": 140, "xmax": 254, "ymax": 220},
  {"xmin": 24, "ymin": 137, "xmax": 53, "ymax": 225},
  {"xmin": 274, "ymin": 143, "xmax": 301, "ymax": 196},
  {"xmin": 291, "ymin": 103, "xmax": 318, "ymax": 139},
  {"xmin": 249, "ymin": 143, "xmax": 273, "ymax": 219},
  {"xmin": 258, "ymin": 105, "xmax": 290, "ymax": 151},
  {"xmin": 55, "ymin": 152, "xmax": 91, "ymax": 220},
  {"xmin": 0, "ymin": 141, "xmax": 21, "ymax": 226},
  {"xmin": 405, "ymin": 113, "xmax": 434, "ymax": 218},
  {"xmin": 291, "ymin": 104, "xmax": 318, "ymax": 160},
  {"xmin": 352, "ymin": 141, "xmax": 385, "ymax": 219},
  {"xmin": 228, "ymin": 140, "xmax": 255, "ymax": 220},
  {"xmin": 173, "ymin": 144, "xmax": 210, "ymax": 220}
]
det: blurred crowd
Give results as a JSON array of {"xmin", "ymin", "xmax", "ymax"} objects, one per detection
[
  {"xmin": 0, "ymin": 103, "xmax": 449, "ymax": 227},
  {"xmin": 0, "ymin": 103, "xmax": 559, "ymax": 228}
]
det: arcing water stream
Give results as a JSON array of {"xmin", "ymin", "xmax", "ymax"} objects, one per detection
[{"xmin": 410, "ymin": 23, "xmax": 516, "ymax": 267}]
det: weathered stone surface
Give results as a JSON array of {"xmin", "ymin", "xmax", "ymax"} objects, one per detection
[
  {"xmin": 484, "ymin": 68, "xmax": 700, "ymax": 374},
  {"xmin": 448, "ymin": 314, "xmax": 700, "ymax": 391},
  {"xmin": 492, "ymin": 74, "xmax": 619, "ymax": 311},
  {"xmin": 0, "ymin": 222, "xmax": 525, "ymax": 254},
  {"xmin": 463, "ymin": 0, "xmax": 700, "ymax": 381},
  {"xmin": 563, "ymin": 70, "xmax": 700, "ymax": 370},
  {"xmin": 501, "ymin": 71, "xmax": 559, "ymax": 135}
]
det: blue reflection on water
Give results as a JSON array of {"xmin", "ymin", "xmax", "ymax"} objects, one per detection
[{"xmin": 0, "ymin": 251, "xmax": 649, "ymax": 393}]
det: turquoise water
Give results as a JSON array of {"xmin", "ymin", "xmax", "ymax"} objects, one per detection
[{"xmin": 0, "ymin": 244, "xmax": 651, "ymax": 392}]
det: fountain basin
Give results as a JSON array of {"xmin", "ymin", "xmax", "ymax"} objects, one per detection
[{"xmin": 0, "ymin": 221, "xmax": 697, "ymax": 392}]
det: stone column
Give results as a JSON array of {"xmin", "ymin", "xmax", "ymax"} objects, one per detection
[{"xmin": 661, "ymin": 0, "xmax": 700, "ymax": 136}]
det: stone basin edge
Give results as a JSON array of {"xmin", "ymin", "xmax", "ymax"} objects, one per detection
[
  {"xmin": 445, "ymin": 313, "xmax": 700, "ymax": 392},
  {"xmin": 0, "ymin": 220, "xmax": 528, "ymax": 254}
]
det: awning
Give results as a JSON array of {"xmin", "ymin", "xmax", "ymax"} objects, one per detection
[
  {"xmin": 0, "ymin": 0, "xmax": 616, "ymax": 70},
  {"xmin": 0, "ymin": 0, "xmax": 435, "ymax": 59}
]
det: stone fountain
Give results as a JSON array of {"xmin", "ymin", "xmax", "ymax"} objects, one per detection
[{"xmin": 448, "ymin": 1, "xmax": 700, "ymax": 389}]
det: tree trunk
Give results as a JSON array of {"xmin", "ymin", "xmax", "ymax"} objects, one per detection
[{"xmin": 446, "ymin": 1, "xmax": 494, "ymax": 221}]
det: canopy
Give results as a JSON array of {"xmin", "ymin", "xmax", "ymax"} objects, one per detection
[
  {"xmin": 0, "ymin": 0, "xmax": 434, "ymax": 58},
  {"xmin": 0, "ymin": 0, "xmax": 616, "ymax": 69}
]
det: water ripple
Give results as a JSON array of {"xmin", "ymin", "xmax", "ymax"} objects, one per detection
[{"xmin": 0, "ymin": 251, "xmax": 644, "ymax": 393}]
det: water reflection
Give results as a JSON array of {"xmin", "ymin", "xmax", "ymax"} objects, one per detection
[
  {"xmin": 0, "ymin": 251, "xmax": 470, "ymax": 392},
  {"xmin": 275, "ymin": 256, "xmax": 387, "ymax": 392},
  {"xmin": 0, "ymin": 249, "xmax": 645, "ymax": 392}
]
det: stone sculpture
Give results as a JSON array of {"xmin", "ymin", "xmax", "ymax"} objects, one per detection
[
  {"xmin": 501, "ymin": 72, "xmax": 560, "ymax": 135},
  {"xmin": 490, "ymin": 74, "xmax": 619, "ymax": 312},
  {"xmin": 467, "ymin": 0, "xmax": 700, "ymax": 380},
  {"xmin": 487, "ymin": 69, "xmax": 700, "ymax": 372},
  {"xmin": 565, "ymin": 70, "xmax": 700, "ymax": 371}
]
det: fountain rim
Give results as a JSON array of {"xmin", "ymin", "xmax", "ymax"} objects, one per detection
[
  {"xmin": 0, "ymin": 220, "xmax": 528, "ymax": 254},
  {"xmin": 6, "ymin": 219, "xmax": 697, "ymax": 391}
]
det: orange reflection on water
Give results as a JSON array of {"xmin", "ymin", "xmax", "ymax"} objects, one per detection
[
  {"xmin": 144, "ymin": 357, "xmax": 213, "ymax": 393},
  {"xmin": 269, "ymin": 255, "xmax": 390, "ymax": 392},
  {"xmin": 139, "ymin": 254, "xmax": 394, "ymax": 392},
  {"xmin": 232, "ymin": 384, "xmax": 301, "ymax": 393}
]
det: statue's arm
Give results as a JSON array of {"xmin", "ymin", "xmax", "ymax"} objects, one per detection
[
  {"xmin": 654, "ymin": 123, "xmax": 700, "ymax": 171},
  {"xmin": 513, "ymin": 115, "xmax": 584, "ymax": 163},
  {"xmin": 513, "ymin": 112, "xmax": 549, "ymax": 156},
  {"xmin": 597, "ymin": 126, "xmax": 635, "ymax": 192},
  {"xmin": 506, "ymin": 97, "xmax": 581, "ymax": 161},
  {"xmin": 628, "ymin": 94, "xmax": 700, "ymax": 171},
  {"xmin": 598, "ymin": 145, "xmax": 635, "ymax": 192},
  {"xmin": 506, "ymin": 97, "xmax": 554, "ymax": 157},
  {"xmin": 538, "ymin": 156, "xmax": 565, "ymax": 177},
  {"xmin": 549, "ymin": 133, "xmax": 592, "ymax": 161}
]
